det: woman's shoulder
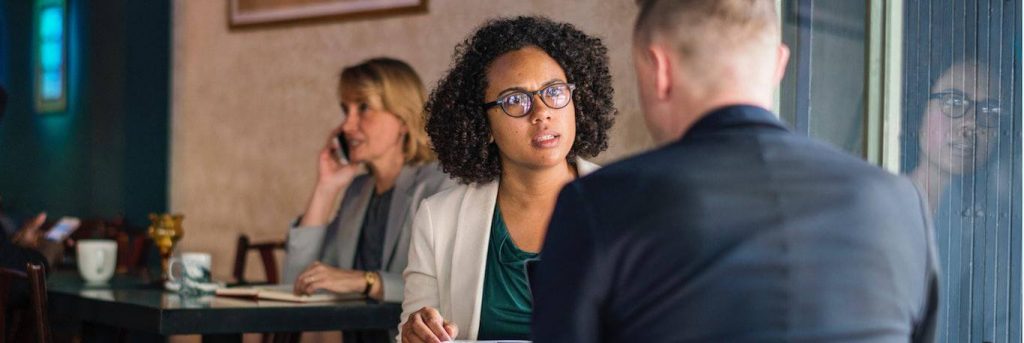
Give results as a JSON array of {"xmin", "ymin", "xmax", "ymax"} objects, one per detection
[
  {"xmin": 576, "ymin": 158, "xmax": 601, "ymax": 176},
  {"xmin": 421, "ymin": 181, "xmax": 496, "ymax": 215},
  {"xmin": 421, "ymin": 182, "xmax": 471, "ymax": 210}
]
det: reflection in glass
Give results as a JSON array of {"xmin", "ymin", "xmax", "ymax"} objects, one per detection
[
  {"xmin": 908, "ymin": 61, "xmax": 999, "ymax": 209},
  {"xmin": 780, "ymin": 0, "xmax": 867, "ymax": 156},
  {"xmin": 901, "ymin": 0, "xmax": 1020, "ymax": 341}
]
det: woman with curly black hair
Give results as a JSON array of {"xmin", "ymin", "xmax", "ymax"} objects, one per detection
[{"xmin": 398, "ymin": 16, "xmax": 616, "ymax": 342}]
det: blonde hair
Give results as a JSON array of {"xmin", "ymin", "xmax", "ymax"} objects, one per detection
[{"xmin": 339, "ymin": 58, "xmax": 435, "ymax": 165}]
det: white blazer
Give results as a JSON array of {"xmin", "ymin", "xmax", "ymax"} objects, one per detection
[{"xmin": 399, "ymin": 159, "xmax": 600, "ymax": 341}]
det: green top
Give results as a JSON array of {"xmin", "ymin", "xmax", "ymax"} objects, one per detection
[{"xmin": 477, "ymin": 204, "xmax": 539, "ymax": 341}]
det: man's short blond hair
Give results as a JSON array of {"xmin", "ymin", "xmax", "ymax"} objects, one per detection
[{"xmin": 635, "ymin": 0, "xmax": 780, "ymax": 77}]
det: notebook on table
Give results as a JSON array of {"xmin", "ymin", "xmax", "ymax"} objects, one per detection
[{"xmin": 215, "ymin": 284, "xmax": 363, "ymax": 303}]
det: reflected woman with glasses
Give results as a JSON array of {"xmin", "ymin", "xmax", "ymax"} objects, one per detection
[
  {"xmin": 908, "ymin": 60, "xmax": 1001, "ymax": 209},
  {"xmin": 904, "ymin": 59, "xmax": 1013, "ymax": 342},
  {"xmin": 398, "ymin": 16, "xmax": 616, "ymax": 342}
]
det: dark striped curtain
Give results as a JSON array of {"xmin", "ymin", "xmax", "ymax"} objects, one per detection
[{"xmin": 902, "ymin": 1, "xmax": 1021, "ymax": 342}]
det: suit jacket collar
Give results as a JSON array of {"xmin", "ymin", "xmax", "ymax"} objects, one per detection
[{"xmin": 681, "ymin": 105, "xmax": 788, "ymax": 141}]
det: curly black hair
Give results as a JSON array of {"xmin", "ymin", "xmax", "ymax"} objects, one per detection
[{"xmin": 425, "ymin": 16, "xmax": 617, "ymax": 184}]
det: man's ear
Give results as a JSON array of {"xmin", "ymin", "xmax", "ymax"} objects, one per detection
[
  {"xmin": 648, "ymin": 45, "xmax": 674, "ymax": 100},
  {"xmin": 773, "ymin": 44, "xmax": 790, "ymax": 85}
]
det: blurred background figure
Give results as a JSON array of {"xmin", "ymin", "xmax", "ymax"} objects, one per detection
[
  {"xmin": 898, "ymin": 0, "xmax": 1019, "ymax": 339},
  {"xmin": 902, "ymin": 58, "xmax": 1015, "ymax": 343},
  {"xmin": 0, "ymin": 84, "xmax": 64, "ymax": 268},
  {"xmin": 906, "ymin": 60, "xmax": 1000, "ymax": 212},
  {"xmin": 284, "ymin": 58, "xmax": 453, "ymax": 343}
]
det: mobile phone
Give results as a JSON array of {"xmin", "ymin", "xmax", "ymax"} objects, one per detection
[
  {"xmin": 45, "ymin": 216, "xmax": 80, "ymax": 242},
  {"xmin": 334, "ymin": 133, "xmax": 350, "ymax": 164}
]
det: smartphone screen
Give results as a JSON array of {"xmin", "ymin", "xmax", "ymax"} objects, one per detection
[
  {"xmin": 334, "ymin": 133, "xmax": 350, "ymax": 164},
  {"xmin": 45, "ymin": 216, "xmax": 80, "ymax": 242}
]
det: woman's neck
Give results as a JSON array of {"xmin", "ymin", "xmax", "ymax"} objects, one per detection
[
  {"xmin": 909, "ymin": 159, "xmax": 951, "ymax": 214},
  {"xmin": 497, "ymin": 159, "xmax": 577, "ymax": 210},
  {"xmin": 366, "ymin": 148, "xmax": 406, "ymax": 194}
]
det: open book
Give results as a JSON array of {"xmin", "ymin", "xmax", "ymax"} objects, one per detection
[{"xmin": 215, "ymin": 284, "xmax": 363, "ymax": 303}]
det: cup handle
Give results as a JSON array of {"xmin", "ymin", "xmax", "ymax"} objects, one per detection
[{"xmin": 167, "ymin": 258, "xmax": 181, "ymax": 283}]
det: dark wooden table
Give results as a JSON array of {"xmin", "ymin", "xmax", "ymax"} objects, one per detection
[{"xmin": 47, "ymin": 271, "xmax": 402, "ymax": 342}]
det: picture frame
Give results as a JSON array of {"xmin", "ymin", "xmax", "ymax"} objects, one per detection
[{"xmin": 229, "ymin": 0, "xmax": 426, "ymax": 26}]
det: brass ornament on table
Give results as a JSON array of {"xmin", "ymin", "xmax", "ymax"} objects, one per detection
[{"xmin": 148, "ymin": 213, "xmax": 184, "ymax": 282}]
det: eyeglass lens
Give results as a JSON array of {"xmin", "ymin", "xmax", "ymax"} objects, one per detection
[
  {"xmin": 936, "ymin": 93, "xmax": 1001, "ymax": 127},
  {"xmin": 499, "ymin": 83, "xmax": 573, "ymax": 117}
]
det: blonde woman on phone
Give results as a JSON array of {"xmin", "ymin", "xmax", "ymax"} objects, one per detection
[{"xmin": 283, "ymin": 57, "xmax": 454, "ymax": 343}]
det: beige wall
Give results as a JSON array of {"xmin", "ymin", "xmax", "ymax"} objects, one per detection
[{"xmin": 170, "ymin": 0, "xmax": 650, "ymax": 281}]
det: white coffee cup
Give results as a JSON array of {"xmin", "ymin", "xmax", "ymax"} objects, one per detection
[
  {"xmin": 77, "ymin": 239, "xmax": 117, "ymax": 284},
  {"xmin": 168, "ymin": 252, "xmax": 213, "ymax": 295}
]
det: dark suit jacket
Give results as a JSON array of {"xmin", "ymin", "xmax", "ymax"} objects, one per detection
[{"xmin": 532, "ymin": 105, "xmax": 938, "ymax": 342}]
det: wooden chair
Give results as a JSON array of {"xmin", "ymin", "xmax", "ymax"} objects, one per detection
[
  {"xmin": 114, "ymin": 229, "xmax": 150, "ymax": 275},
  {"xmin": 231, "ymin": 235, "xmax": 298, "ymax": 343},
  {"xmin": 0, "ymin": 263, "xmax": 51, "ymax": 343},
  {"xmin": 232, "ymin": 234, "xmax": 286, "ymax": 285}
]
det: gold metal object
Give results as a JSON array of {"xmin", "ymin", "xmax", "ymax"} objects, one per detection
[{"xmin": 148, "ymin": 213, "xmax": 184, "ymax": 282}]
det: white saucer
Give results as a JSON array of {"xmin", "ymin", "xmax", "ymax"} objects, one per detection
[{"xmin": 165, "ymin": 280, "xmax": 221, "ymax": 293}]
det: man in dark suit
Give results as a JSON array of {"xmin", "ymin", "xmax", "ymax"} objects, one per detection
[{"xmin": 532, "ymin": 1, "xmax": 939, "ymax": 342}]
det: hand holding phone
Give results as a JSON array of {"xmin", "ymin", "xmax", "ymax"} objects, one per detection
[{"xmin": 45, "ymin": 216, "xmax": 80, "ymax": 242}]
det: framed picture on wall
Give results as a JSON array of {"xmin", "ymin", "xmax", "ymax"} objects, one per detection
[{"xmin": 229, "ymin": 0, "xmax": 426, "ymax": 26}]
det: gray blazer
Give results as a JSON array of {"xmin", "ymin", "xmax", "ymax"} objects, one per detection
[{"xmin": 284, "ymin": 162, "xmax": 455, "ymax": 302}]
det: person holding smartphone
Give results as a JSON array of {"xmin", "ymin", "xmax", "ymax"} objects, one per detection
[
  {"xmin": 284, "ymin": 58, "xmax": 454, "ymax": 342},
  {"xmin": 0, "ymin": 86, "xmax": 68, "ymax": 270},
  {"xmin": 0, "ymin": 86, "xmax": 68, "ymax": 329}
]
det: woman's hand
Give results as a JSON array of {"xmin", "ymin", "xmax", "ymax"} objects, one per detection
[
  {"xmin": 299, "ymin": 131, "xmax": 361, "ymax": 227},
  {"xmin": 12, "ymin": 212, "xmax": 47, "ymax": 249},
  {"xmin": 401, "ymin": 307, "xmax": 458, "ymax": 343},
  {"xmin": 293, "ymin": 261, "xmax": 365, "ymax": 295},
  {"xmin": 316, "ymin": 131, "xmax": 360, "ymax": 192}
]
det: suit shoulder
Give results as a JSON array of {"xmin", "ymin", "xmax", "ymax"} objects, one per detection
[
  {"xmin": 577, "ymin": 145, "xmax": 691, "ymax": 187},
  {"xmin": 420, "ymin": 182, "xmax": 471, "ymax": 211},
  {"xmin": 413, "ymin": 161, "xmax": 445, "ymax": 179}
]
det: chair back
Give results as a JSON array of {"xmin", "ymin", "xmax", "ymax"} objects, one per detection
[
  {"xmin": 115, "ymin": 229, "xmax": 150, "ymax": 274},
  {"xmin": 232, "ymin": 235, "xmax": 296, "ymax": 343},
  {"xmin": 0, "ymin": 263, "xmax": 50, "ymax": 343},
  {"xmin": 232, "ymin": 234, "xmax": 286, "ymax": 285}
]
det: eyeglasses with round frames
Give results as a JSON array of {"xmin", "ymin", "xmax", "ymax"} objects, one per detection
[
  {"xmin": 482, "ymin": 83, "xmax": 576, "ymax": 118},
  {"xmin": 929, "ymin": 91, "xmax": 1002, "ymax": 128}
]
